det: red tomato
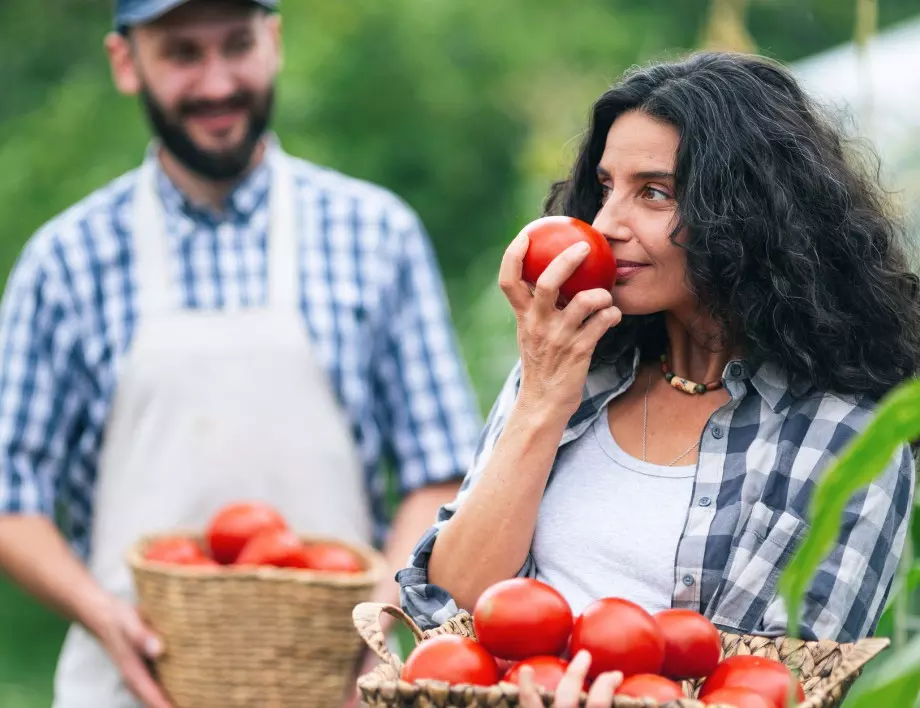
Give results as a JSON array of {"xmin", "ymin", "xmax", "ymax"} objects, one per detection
[
  {"xmin": 144, "ymin": 537, "xmax": 209, "ymax": 565},
  {"xmin": 304, "ymin": 543, "xmax": 364, "ymax": 573},
  {"xmin": 400, "ymin": 635, "xmax": 500, "ymax": 687},
  {"xmin": 616, "ymin": 674, "xmax": 684, "ymax": 702},
  {"xmin": 519, "ymin": 216, "xmax": 616, "ymax": 306},
  {"xmin": 235, "ymin": 528, "xmax": 311, "ymax": 568},
  {"xmin": 473, "ymin": 578, "xmax": 573, "ymax": 661},
  {"xmin": 653, "ymin": 609, "xmax": 722, "ymax": 679},
  {"xmin": 703, "ymin": 687, "xmax": 774, "ymax": 708},
  {"xmin": 502, "ymin": 656, "xmax": 569, "ymax": 693},
  {"xmin": 699, "ymin": 655, "xmax": 806, "ymax": 708},
  {"xmin": 570, "ymin": 597, "xmax": 665, "ymax": 680},
  {"xmin": 205, "ymin": 501, "xmax": 288, "ymax": 564}
]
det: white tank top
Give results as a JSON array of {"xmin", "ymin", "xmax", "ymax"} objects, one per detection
[{"xmin": 531, "ymin": 405, "xmax": 696, "ymax": 617}]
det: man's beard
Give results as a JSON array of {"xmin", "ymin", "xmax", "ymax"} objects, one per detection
[{"xmin": 140, "ymin": 84, "xmax": 274, "ymax": 182}]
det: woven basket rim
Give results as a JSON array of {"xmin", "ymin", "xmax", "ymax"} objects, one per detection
[
  {"xmin": 353, "ymin": 604, "xmax": 892, "ymax": 708},
  {"xmin": 127, "ymin": 530, "xmax": 388, "ymax": 586}
]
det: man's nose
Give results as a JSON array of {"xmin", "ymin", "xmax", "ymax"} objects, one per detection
[{"xmin": 197, "ymin": 59, "xmax": 237, "ymax": 103}]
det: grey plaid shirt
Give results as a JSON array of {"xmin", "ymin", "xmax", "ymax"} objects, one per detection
[{"xmin": 397, "ymin": 349, "xmax": 916, "ymax": 643}]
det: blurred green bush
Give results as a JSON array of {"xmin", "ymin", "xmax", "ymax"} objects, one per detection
[{"xmin": 1, "ymin": 1, "xmax": 918, "ymax": 705}]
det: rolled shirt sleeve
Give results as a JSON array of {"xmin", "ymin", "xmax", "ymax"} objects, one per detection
[
  {"xmin": 397, "ymin": 361, "xmax": 538, "ymax": 630},
  {"xmin": 373, "ymin": 210, "xmax": 483, "ymax": 496}
]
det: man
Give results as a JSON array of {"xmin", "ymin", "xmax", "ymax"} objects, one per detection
[{"xmin": 0, "ymin": 1, "xmax": 482, "ymax": 706}]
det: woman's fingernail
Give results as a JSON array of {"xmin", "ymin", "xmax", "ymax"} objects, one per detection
[{"xmin": 575, "ymin": 242, "xmax": 590, "ymax": 254}]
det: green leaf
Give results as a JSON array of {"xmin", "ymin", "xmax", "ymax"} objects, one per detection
[
  {"xmin": 907, "ymin": 561, "xmax": 920, "ymax": 594},
  {"xmin": 778, "ymin": 377, "xmax": 920, "ymax": 638},
  {"xmin": 842, "ymin": 632, "xmax": 920, "ymax": 708}
]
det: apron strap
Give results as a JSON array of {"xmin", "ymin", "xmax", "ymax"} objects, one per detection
[
  {"xmin": 267, "ymin": 151, "xmax": 299, "ymax": 309},
  {"xmin": 132, "ymin": 158, "xmax": 177, "ymax": 317}
]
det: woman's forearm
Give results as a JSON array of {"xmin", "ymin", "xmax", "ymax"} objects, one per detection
[{"xmin": 427, "ymin": 400, "xmax": 568, "ymax": 611}]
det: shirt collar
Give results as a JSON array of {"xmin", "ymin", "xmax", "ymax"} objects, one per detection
[
  {"xmin": 746, "ymin": 358, "xmax": 814, "ymax": 412},
  {"xmin": 563, "ymin": 347, "xmax": 811, "ymax": 440},
  {"xmin": 141, "ymin": 134, "xmax": 279, "ymax": 223}
]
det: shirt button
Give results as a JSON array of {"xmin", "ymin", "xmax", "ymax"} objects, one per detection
[
  {"xmin": 730, "ymin": 363, "xmax": 742, "ymax": 377},
  {"xmin": 682, "ymin": 575, "xmax": 695, "ymax": 587},
  {"xmin": 699, "ymin": 497, "xmax": 711, "ymax": 507},
  {"xmin": 711, "ymin": 426, "xmax": 724, "ymax": 439}
]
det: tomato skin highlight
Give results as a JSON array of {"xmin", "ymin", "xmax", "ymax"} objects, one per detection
[
  {"xmin": 473, "ymin": 578, "xmax": 573, "ymax": 661},
  {"xmin": 570, "ymin": 597, "xmax": 666, "ymax": 679},
  {"xmin": 616, "ymin": 674, "xmax": 685, "ymax": 702},
  {"xmin": 205, "ymin": 501, "xmax": 288, "ymax": 564},
  {"xmin": 519, "ymin": 216, "xmax": 616, "ymax": 306},
  {"xmin": 699, "ymin": 655, "xmax": 806, "ymax": 708},
  {"xmin": 400, "ymin": 635, "xmax": 500, "ymax": 687},
  {"xmin": 653, "ymin": 608, "xmax": 723, "ymax": 679}
]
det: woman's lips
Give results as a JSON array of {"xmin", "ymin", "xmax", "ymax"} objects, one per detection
[{"xmin": 615, "ymin": 261, "xmax": 649, "ymax": 279}]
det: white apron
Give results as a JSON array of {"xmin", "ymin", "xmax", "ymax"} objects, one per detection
[{"xmin": 52, "ymin": 146, "xmax": 373, "ymax": 707}]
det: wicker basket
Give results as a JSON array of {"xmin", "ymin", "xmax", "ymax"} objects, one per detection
[
  {"xmin": 352, "ymin": 603, "xmax": 890, "ymax": 708},
  {"xmin": 128, "ymin": 533, "xmax": 387, "ymax": 707}
]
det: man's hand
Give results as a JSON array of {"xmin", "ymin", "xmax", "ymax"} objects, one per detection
[
  {"xmin": 91, "ymin": 599, "xmax": 173, "ymax": 708},
  {"xmin": 0, "ymin": 516, "xmax": 172, "ymax": 707}
]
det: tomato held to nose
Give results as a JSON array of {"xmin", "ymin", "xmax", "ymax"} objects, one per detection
[{"xmin": 519, "ymin": 216, "xmax": 616, "ymax": 306}]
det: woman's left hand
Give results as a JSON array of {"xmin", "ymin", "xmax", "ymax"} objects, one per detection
[{"xmin": 517, "ymin": 650, "xmax": 623, "ymax": 708}]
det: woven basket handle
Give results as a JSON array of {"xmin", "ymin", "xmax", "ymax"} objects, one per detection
[{"xmin": 352, "ymin": 602, "xmax": 425, "ymax": 671}]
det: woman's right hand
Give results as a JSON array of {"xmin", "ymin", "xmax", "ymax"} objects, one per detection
[{"xmin": 499, "ymin": 232, "xmax": 622, "ymax": 419}]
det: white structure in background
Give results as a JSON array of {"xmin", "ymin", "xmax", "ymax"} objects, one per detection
[
  {"xmin": 792, "ymin": 15, "xmax": 920, "ymax": 239},
  {"xmin": 795, "ymin": 15, "xmax": 920, "ymax": 637}
]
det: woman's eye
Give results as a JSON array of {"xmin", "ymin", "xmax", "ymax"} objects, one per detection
[
  {"xmin": 642, "ymin": 186, "xmax": 671, "ymax": 201},
  {"xmin": 599, "ymin": 184, "xmax": 612, "ymax": 201}
]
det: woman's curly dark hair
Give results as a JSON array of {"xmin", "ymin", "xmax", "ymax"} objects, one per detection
[{"xmin": 544, "ymin": 51, "xmax": 920, "ymax": 400}]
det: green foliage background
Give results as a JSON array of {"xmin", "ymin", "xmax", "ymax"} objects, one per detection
[{"xmin": 0, "ymin": 1, "xmax": 918, "ymax": 705}]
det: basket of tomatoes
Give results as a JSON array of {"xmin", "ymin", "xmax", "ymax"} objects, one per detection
[
  {"xmin": 352, "ymin": 578, "xmax": 889, "ymax": 708},
  {"xmin": 127, "ymin": 501, "xmax": 387, "ymax": 708}
]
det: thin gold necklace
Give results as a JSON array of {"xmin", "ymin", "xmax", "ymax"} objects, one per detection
[{"xmin": 642, "ymin": 373, "xmax": 699, "ymax": 467}]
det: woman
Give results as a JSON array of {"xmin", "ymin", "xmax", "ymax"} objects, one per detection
[{"xmin": 397, "ymin": 50, "xmax": 918, "ymax": 692}]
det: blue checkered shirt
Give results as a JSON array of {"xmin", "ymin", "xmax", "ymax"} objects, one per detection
[
  {"xmin": 398, "ymin": 350, "xmax": 916, "ymax": 643},
  {"xmin": 0, "ymin": 141, "xmax": 483, "ymax": 558}
]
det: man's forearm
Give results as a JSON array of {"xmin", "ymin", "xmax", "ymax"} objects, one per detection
[
  {"xmin": 373, "ymin": 481, "xmax": 462, "ymax": 628},
  {"xmin": 0, "ymin": 514, "xmax": 111, "ymax": 635}
]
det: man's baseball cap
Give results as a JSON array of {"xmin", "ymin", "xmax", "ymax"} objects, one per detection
[{"xmin": 115, "ymin": 0, "xmax": 279, "ymax": 31}]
